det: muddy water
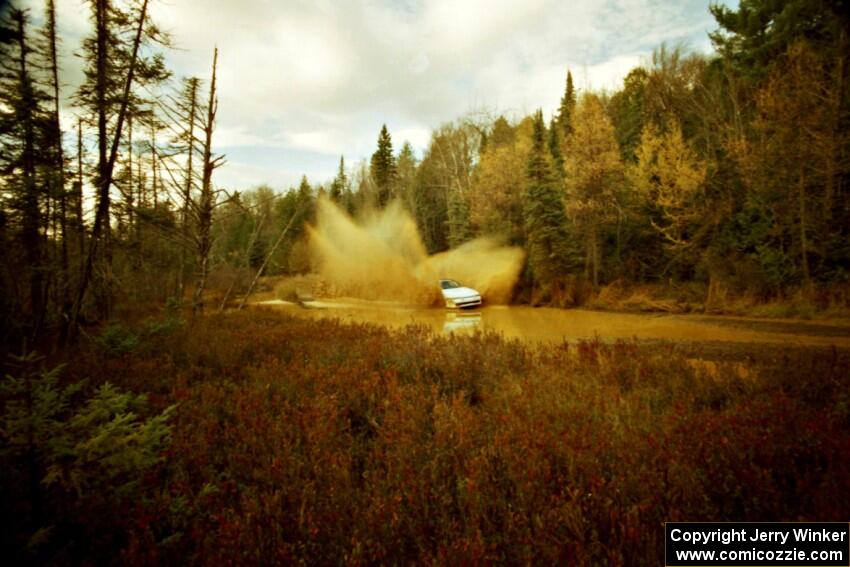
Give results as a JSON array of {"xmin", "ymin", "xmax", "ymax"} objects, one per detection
[{"xmin": 255, "ymin": 299, "xmax": 850, "ymax": 350}]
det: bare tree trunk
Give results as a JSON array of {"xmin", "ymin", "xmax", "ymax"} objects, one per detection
[
  {"xmin": 68, "ymin": 0, "xmax": 150, "ymax": 340},
  {"xmin": 47, "ymin": 1, "xmax": 70, "ymax": 346},
  {"xmin": 590, "ymin": 224, "xmax": 599, "ymax": 288},
  {"xmin": 93, "ymin": 0, "xmax": 111, "ymax": 319},
  {"xmin": 76, "ymin": 119, "xmax": 85, "ymax": 272},
  {"xmin": 46, "ymin": 0, "xmax": 68, "ymax": 317},
  {"xmin": 192, "ymin": 48, "xmax": 220, "ymax": 315},
  {"xmin": 150, "ymin": 123, "xmax": 158, "ymax": 208},
  {"xmin": 126, "ymin": 113, "xmax": 134, "ymax": 234},
  {"xmin": 179, "ymin": 78, "xmax": 199, "ymax": 300},
  {"xmin": 798, "ymin": 170, "xmax": 811, "ymax": 292}
]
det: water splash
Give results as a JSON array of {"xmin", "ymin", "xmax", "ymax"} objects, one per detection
[{"xmin": 308, "ymin": 197, "xmax": 525, "ymax": 305}]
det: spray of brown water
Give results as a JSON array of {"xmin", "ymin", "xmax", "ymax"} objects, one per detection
[{"xmin": 308, "ymin": 197, "xmax": 525, "ymax": 305}]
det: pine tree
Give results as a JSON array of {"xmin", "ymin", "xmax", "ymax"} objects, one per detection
[
  {"xmin": 524, "ymin": 111, "xmax": 570, "ymax": 288},
  {"xmin": 732, "ymin": 41, "xmax": 846, "ymax": 289},
  {"xmin": 608, "ymin": 68, "xmax": 649, "ymax": 161},
  {"xmin": 548, "ymin": 117, "xmax": 564, "ymax": 175},
  {"xmin": 557, "ymin": 71, "xmax": 577, "ymax": 139},
  {"xmin": 710, "ymin": 0, "xmax": 849, "ymax": 82},
  {"xmin": 329, "ymin": 155, "xmax": 346, "ymax": 203},
  {"xmin": 490, "ymin": 116, "xmax": 515, "ymax": 148},
  {"xmin": 291, "ymin": 175, "xmax": 316, "ymax": 233},
  {"xmin": 297, "ymin": 175, "xmax": 312, "ymax": 199},
  {"xmin": 396, "ymin": 141, "xmax": 417, "ymax": 212},
  {"xmin": 370, "ymin": 124, "xmax": 396, "ymax": 207},
  {"xmin": 0, "ymin": 8, "xmax": 51, "ymax": 339}
]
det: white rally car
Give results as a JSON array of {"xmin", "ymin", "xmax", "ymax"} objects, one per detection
[{"xmin": 439, "ymin": 279, "xmax": 482, "ymax": 309}]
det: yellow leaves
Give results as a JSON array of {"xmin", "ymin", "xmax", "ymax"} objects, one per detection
[
  {"xmin": 565, "ymin": 94, "xmax": 623, "ymax": 208},
  {"xmin": 468, "ymin": 118, "xmax": 533, "ymax": 239},
  {"xmin": 629, "ymin": 120, "xmax": 707, "ymax": 247}
]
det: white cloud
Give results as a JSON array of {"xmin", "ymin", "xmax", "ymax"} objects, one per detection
[
  {"xmin": 214, "ymin": 125, "xmax": 272, "ymax": 149},
  {"xmin": 24, "ymin": 0, "xmax": 732, "ymax": 190},
  {"xmin": 394, "ymin": 127, "xmax": 431, "ymax": 153},
  {"xmin": 287, "ymin": 130, "xmax": 346, "ymax": 155}
]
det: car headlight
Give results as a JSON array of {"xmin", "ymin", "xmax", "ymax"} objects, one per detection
[{"xmin": 446, "ymin": 298, "xmax": 456, "ymax": 307}]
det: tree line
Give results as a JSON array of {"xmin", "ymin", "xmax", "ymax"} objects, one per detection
[
  {"xmin": 320, "ymin": 0, "xmax": 849, "ymax": 307},
  {"xmin": 1, "ymin": 0, "xmax": 849, "ymax": 352},
  {"xmin": 1, "ymin": 0, "xmax": 226, "ymax": 351}
]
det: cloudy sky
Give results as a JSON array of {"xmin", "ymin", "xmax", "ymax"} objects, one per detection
[{"xmin": 21, "ymin": 0, "xmax": 737, "ymax": 192}]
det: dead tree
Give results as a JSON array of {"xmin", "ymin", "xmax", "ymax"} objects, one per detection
[
  {"xmin": 191, "ymin": 48, "xmax": 225, "ymax": 315},
  {"xmin": 68, "ymin": 0, "xmax": 150, "ymax": 339},
  {"xmin": 177, "ymin": 77, "xmax": 199, "ymax": 299},
  {"xmin": 44, "ymin": 0, "xmax": 69, "ymax": 317}
]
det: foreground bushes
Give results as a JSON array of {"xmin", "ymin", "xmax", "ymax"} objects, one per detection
[
  {"xmin": 0, "ymin": 354, "xmax": 174, "ymax": 564},
  {"xmin": 3, "ymin": 310, "xmax": 849, "ymax": 564}
]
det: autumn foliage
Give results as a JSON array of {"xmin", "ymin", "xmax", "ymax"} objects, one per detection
[{"xmin": 4, "ymin": 310, "xmax": 848, "ymax": 564}]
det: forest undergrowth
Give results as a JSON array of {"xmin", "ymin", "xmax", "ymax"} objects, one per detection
[{"xmin": 2, "ymin": 308, "xmax": 848, "ymax": 564}]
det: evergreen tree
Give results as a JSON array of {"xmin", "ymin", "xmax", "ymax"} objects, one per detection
[
  {"xmin": 370, "ymin": 124, "xmax": 396, "ymax": 207},
  {"xmin": 709, "ymin": 0, "xmax": 850, "ymax": 288},
  {"xmin": 297, "ymin": 176, "xmax": 313, "ymax": 209},
  {"xmin": 329, "ymin": 155, "xmax": 347, "ymax": 203},
  {"xmin": 557, "ymin": 70, "xmax": 577, "ymax": 139},
  {"xmin": 292, "ymin": 175, "xmax": 317, "ymax": 237},
  {"xmin": 489, "ymin": 115, "xmax": 515, "ymax": 148},
  {"xmin": 732, "ymin": 41, "xmax": 847, "ymax": 289},
  {"xmin": 548, "ymin": 117, "xmax": 564, "ymax": 175},
  {"xmin": 710, "ymin": 0, "xmax": 849, "ymax": 81},
  {"xmin": 523, "ymin": 111, "xmax": 570, "ymax": 288},
  {"xmin": 396, "ymin": 141, "xmax": 417, "ymax": 212},
  {"xmin": 0, "ymin": 8, "xmax": 51, "ymax": 340},
  {"xmin": 608, "ymin": 67, "xmax": 649, "ymax": 162}
]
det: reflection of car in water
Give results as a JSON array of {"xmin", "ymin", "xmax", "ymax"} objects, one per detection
[
  {"xmin": 443, "ymin": 311, "xmax": 482, "ymax": 333},
  {"xmin": 439, "ymin": 279, "xmax": 482, "ymax": 309}
]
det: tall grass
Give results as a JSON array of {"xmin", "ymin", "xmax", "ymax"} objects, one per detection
[{"xmin": 4, "ymin": 309, "xmax": 849, "ymax": 564}]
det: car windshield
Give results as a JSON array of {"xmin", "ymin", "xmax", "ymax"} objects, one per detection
[{"xmin": 440, "ymin": 280, "xmax": 461, "ymax": 290}]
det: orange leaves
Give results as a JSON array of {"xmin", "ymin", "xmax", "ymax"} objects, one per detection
[{"xmin": 47, "ymin": 309, "xmax": 850, "ymax": 563}]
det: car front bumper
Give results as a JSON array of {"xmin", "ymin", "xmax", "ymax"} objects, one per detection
[{"xmin": 446, "ymin": 296, "xmax": 482, "ymax": 309}]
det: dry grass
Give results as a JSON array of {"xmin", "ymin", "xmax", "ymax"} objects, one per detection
[{"xmin": 4, "ymin": 309, "xmax": 846, "ymax": 564}]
